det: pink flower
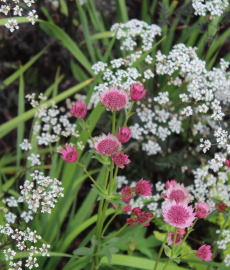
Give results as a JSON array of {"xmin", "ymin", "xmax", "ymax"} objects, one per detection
[
  {"xmin": 70, "ymin": 100, "xmax": 87, "ymax": 119},
  {"xmin": 195, "ymin": 202, "xmax": 210, "ymax": 219},
  {"xmin": 126, "ymin": 217, "xmax": 137, "ymax": 226},
  {"xmin": 226, "ymin": 159, "xmax": 230, "ymax": 168},
  {"xmin": 130, "ymin": 84, "xmax": 147, "ymax": 101},
  {"xmin": 197, "ymin": 245, "xmax": 213, "ymax": 261},
  {"xmin": 132, "ymin": 207, "xmax": 141, "ymax": 216},
  {"xmin": 166, "ymin": 180, "xmax": 177, "ymax": 190},
  {"xmin": 137, "ymin": 212, "xmax": 153, "ymax": 227},
  {"xmin": 215, "ymin": 202, "xmax": 227, "ymax": 213},
  {"xmin": 123, "ymin": 204, "xmax": 132, "ymax": 212},
  {"xmin": 135, "ymin": 179, "xmax": 152, "ymax": 196},
  {"xmin": 60, "ymin": 145, "xmax": 78, "ymax": 163},
  {"xmin": 117, "ymin": 126, "xmax": 132, "ymax": 144},
  {"xmin": 94, "ymin": 133, "xmax": 121, "ymax": 157},
  {"xmin": 177, "ymin": 228, "xmax": 186, "ymax": 236},
  {"xmin": 100, "ymin": 86, "xmax": 128, "ymax": 111},
  {"xmin": 168, "ymin": 233, "xmax": 182, "ymax": 245},
  {"xmin": 121, "ymin": 186, "xmax": 133, "ymax": 203},
  {"xmin": 164, "ymin": 183, "xmax": 190, "ymax": 204},
  {"xmin": 163, "ymin": 201, "xmax": 196, "ymax": 229},
  {"xmin": 112, "ymin": 152, "xmax": 131, "ymax": 169}
]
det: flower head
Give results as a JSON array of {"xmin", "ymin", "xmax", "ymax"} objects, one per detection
[
  {"xmin": 137, "ymin": 212, "xmax": 153, "ymax": 227},
  {"xmin": 195, "ymin": 202, "xmax": 210, "ymax": 219},
  {"xmin": 225, "ymin": 159, "xmax": 230, "ymax": 168},
  {"xmin": 215, "ymin": 202, "xmax": 227, "ymax": 213},
  {"xmin": 132, "ymin": 207, "xmax": 141, "ymax": 216},
  {"xmin": 112, "ymin": 152, "xmax": 131, "ymax": 169},
  {"xmin": 166, "ymin": 180, "xmax": 177, "ymax": 190},
  {"xmin": 123, "ymin": 204, "xmax": 132, "ymax": 212},
  {"xmin": 126, "ymin": 217, "xmax": 137, "ymax": 226},
  {"xmin": 70, "ymin": 100, "xmax": 87, "ymax": 119},
  {"xmin": 164, "ymin": 183, "xmax": 190, "ymax": 204},
  {"xmin": 168, "ymin": 233, "xmax": 182, "ymax": 245},
  {"xmin": 163, "ymin": 201, "xmax": 196, "ymax": 229},
  {"xmin": 101, "ymin": 86, "xmax": 128, "ymax": 111},
  {"xmin": 197, "ymin": 245, "xmax": 213, "ymax": 261},
  {"xmin": 121, "ymin": 186, "xmax": 133, "ymax": 203},
  {"xmin": 130, "ymin": 84, "xmax": 147, "ymax": 101},
  {"xmin": 135, "ymin": 179, "xmax": 152, "ymax": 196},
  {"xmin": 94, "ymin": 133, "xmax": 122, "ymax": 157},
  {"xmin": 60, "ymin": 145, "xmax": 78, "ymax": 163},
  {"xmin": 117, "ymin": 126, "xmax": 132, "ymax": 144}
]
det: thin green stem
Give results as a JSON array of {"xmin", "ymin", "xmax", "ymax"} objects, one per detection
[
  {"xmin": 171, "ymin": 227, "xmax": 178, "ymax": 257},
  {"xmin": 181, "ymin": 218, "xmax": 198, "ymax": 246},
  {"xmin": 112, "ymin": 111, "xmax": 116, "ymax": 135},
  {"xmin": 111, "ymin": 165, "xmax": 119, "ymax": 190},
  {"xmin": 101, "ymin": 213, "xmax": 118, "ymax": 236},
  {"xmin": 102, "ymin": 223, "xmax": 128, "ymax": 244},
  {"xmin": 108, "ymin": 159, "xmax": 114, "ymax": 194},
  {"xmin": 82, "ymin": 119, "xmax": 94, "ymax": 145},
  {"xmin": 153, "ymin": 233, "xmax": 168, "ymax": 270},
  {"xmin": 123, "ymin": 101, "xmax": 134, "ymax": 127},
  {"xmin": 162, "ymin": 259, "xmax": 171, "ymax": 270}
]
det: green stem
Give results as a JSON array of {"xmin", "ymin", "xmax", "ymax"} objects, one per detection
[
  {"xmin": 111, "ymin": 165, "xmax": 119, "ymax": 191},
  {"xmin": 108, "ymin": 159, "xmax": 114, "ymax": 194},
  {"xmin": 181, "ymin": 218, "xmax": 198, "ymax": 246},
  {"xmin": 112, "ymin": 111, "xmax": 116, "ymax": 135},
  {"xmin": 171, "ymin": 227, "xmax": 178, "ymax": 257},
  {"xmin": 82, "ymin": 119, "xmax": 94, "ymax": 145},
  {"xmin": 153, "ymin": 233, "xmax": 168, "ymax": 270},
  {"xmin": 162, "ymin": 259, "xmax": 171, "ymax": 270},
  {"xmin": 101, "ymin": 213, "xmax": 118, "ymax": 237},
  {"xmin": 123, "ymin": 101, "xmax": 134, "ymax": 127},
  {"xmin": 102, "ymin": 223, "xmax": 128, "ymax": 244}
]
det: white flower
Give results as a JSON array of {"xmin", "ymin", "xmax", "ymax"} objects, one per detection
[{"xmin": 19, "ymin": 139, "xmax": 32, "ymax": 151}]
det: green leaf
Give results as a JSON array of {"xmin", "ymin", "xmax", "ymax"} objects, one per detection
[
  {"xmin": 223, "ymin": 211, "xmax": 228, "ymax": 222},
  {"xmin": 104, "ymin": 249, "xmax": 112, "ymax": 264},
  {"xmin": 172, "ymin": 258, "xmax": 181, "ymax": 264},
  {"xmin": 73, "ymin": 247, "xmax": 93, "ymax": 256},
  {"xmin": 163, "ymin": 244, "xmax": 172, "ymax": 258},
  {"xmin": 211, "ymin": 197, "xmax": 221, "ymax": 203},
  {"xmin": 91, "ymin": 184, "xmax": 107, "ymax": 197},
  {"xmin": 206, "ymin": 210, "xmax": 219, "ymax": 220},
  {"xmin": 173, "ymin": 246, "xmax": 182, "ymax": 258}
]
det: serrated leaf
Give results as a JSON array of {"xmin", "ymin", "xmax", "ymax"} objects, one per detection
[
  {"xmin": 104, "ymin": 249, "xmax": 112, "ymax": 264},
  {"xmin": 206, "ymin": 210, "xmax": 219, "ymax": 220},
  {"xmin": 73, "ymin": 247, "xmax": 93, "ymax": 256},
  {"xmin": 211, "ymin": 197, "xmax": 221, "ymax": 203},
  {"xmin": 79, "ymin": 121, "xmax": 86, "ymax": 130},
  {"xmin": 173, "ymin": 246, "xmax": 182, "ymax": 258},
  {"xmin": 163, "ymin": 244, "xmax": 172, "ymax": 258},
  {"xmin": 172, "ymin": 257, "xmax": 181, "ymax": 264},
  {"xmin": 91, "ymin": 184, "xmax": 107, "ymax": 197}
]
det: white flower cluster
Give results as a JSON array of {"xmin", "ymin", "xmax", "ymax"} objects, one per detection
[
  {"xmin": 216, "ymin": 230, "xmax": 230, "ymax": 250},
  {"xmin": 19, "ymin": 170, "xmax": 64, "ymax": 214},
  {"xmin": 192, "ymin": 0, "xmax": 229, "ymax": 17},
  {"xmin": 0, "ymin": 1, "xmax": 38, "ymax": 32},
  {"xmin": 1, "ymin": 224, "xmax": 50, "ymax": 270}
]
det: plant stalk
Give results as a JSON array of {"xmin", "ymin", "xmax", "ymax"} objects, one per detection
[{"xmin": 153, "ymin": 233, "xmax": 168, "ymax": 270}]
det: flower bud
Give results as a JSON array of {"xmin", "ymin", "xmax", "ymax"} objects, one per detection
[
  {"xmin": 130, "ymin": 84, "xmax": 147, "ymax": 101},
  {"xmin": 70, "ymin": 100, "xmax": 87, "ymax": 119},
  {"xmin": 215, "ymin": 202, "xmax": 227, "ymax": 213},
  {"xmin": 60, "ymin": 145, "xmax": 78, "ymax": 163},
  {"xmin": 117, "ymin": 126, "xmax": 132, "ymax": 144}
]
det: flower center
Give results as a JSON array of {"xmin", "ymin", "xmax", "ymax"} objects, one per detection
[
  {"xmin": 103, "ymin": 92, "xmax": 127, "ymax": 110},
  {"xmin": 97, "ymin": 139, "xmax": 120, "ymax": 157},
  {"xmin": 168, "ymin": 205, "xmax": 190, "ymax": 225},
  {"xmin": 137, "ymin": 184, "xmax": 146, "ymax": 194},
  {"xmin": 169, "ymin": 190, "xmax": 186, "ymax": 203}
]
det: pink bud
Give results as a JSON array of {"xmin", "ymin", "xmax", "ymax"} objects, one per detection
[
  {"xmin": 123, "ymin": 204, "xmax": 132, "ymax": 212},
  {"xmin": 195, "ymin": 202, "xmax": 210, "ymax": 219},
  {"xmin": 135, "ymin": 179, "xmax": 152, "ymax": 196},
  {"xmin": 215, "ymin": 202, "xmax": 227, "ymax": 213},
  {"xmin": 132, "ymin": 207, "xmax": 141, "ymax": 216},
  {"xmin": 117, "ymin": 126, "xmax": 132, "ymax": 144},
  {"xmin": 137, "ymin": 212, "xmax": 153, "ymax": 227},
  {"xmin": 70, "ymin": 100, "xmax": 87, "ymax": 119},
  {"xmin": 126, "ymin": 217, "xmax": 137, "ymax": 226},
  {"xmin": 197, "ymin": 245, "xmax": 213, "ymax": 261},
  {"xmin": 130, "ymin": 84, "xmax": 147, "ymax": 101},
  {"xmin": 112, "ymin": 152, "xmax": 131, "ymax": 169}
]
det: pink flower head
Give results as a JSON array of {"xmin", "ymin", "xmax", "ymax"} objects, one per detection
[
  {"xmin": 177, "ymin": 228, "xmax": 186, "ymax": 236},
  {"xmin": 123, "ymin": 204, "xmax": 132, "ymax": 212},
  {"xmin": 137, "ymin": 212, "xmax": 153, "ymax": 227},
  {"xmin": 132, "ymin": 207, "xmax": 141, "ymax": 216},
  {"xmin": 166, "ymin": 180, "xmax": 177, "ymax": 190},
  {"xmin": 195, "ymin": 202, "xmax": 210, "ymax": 219},
  {"xmin": 164, "ymin": 183, "xmax": 190, "ymax": 204},
  {"xmin": 121, "ymin": 186, "xmax": 133, "ymax": 203},
  {"xmin": 100, "ymin": 86, "xmax": 128, "ymax": 111},
  {"xmin": 163, "ymin": 201, "xmax": 196, "ymax": 229},
  {"xmin": 130, "ymin": 84, "xmax": 147, "ymax": 101},
  {"xmin": 126, "ymin": 217, "xmax": 137, "ymax": 227},
  {"xmin": 70, "ymin": 100, "xmax": 87, "ymax": 119},
  {"xmin": 60, "ymin": 145, "xmax": 78, "ymax": 163},
  {"xmin": 168, "ymin": 233, "xmax": 182, "ymax": 245},
  {"xmin": 94, "ymin": 133, "xmax": 121, "ymax": 157},
  {"xmin": 117, "ymin": 126, "xmax": 132, "ymax": 144},
  {"xmin": 225, "ymin": 159, "xmax": 230, "ymax": 168},
  {"xmin": 197, "ymin": 245, "xmax": 213, "ymax": 261},
  {"xmin": 135, "ymin": 179, "xmax": 152, "ymax": 196},
  {"xmin": 112, "ymin": 152, "xmax": 131, "ymax": 169},
  {"xmin": 215, "ymin": 202, "xmax": 227, "ymax": 213}
]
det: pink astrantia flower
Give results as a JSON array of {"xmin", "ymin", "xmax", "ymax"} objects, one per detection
[
  {"xmin": 70, "ymin": 100, "xmax": 87, "ymax": 119},
  {"xmin": 135, "ymin": 179, "xmax": 152, "ymax": 196},
  {"xmin": 137, "ymin": 212, "xmax": 153, "ymax": 227},
  {"xmin": 60, "ymin": 145, "xmax": 78, "ymax": 163},
  {"xmin": 112, "ymin": 152, "xmax": 131, "ymax": 169},
  {"xmin": 94, "ymin": 133, "xmax": 121, "ymax": 157},
  {"xmin": 164, "ymin": 183, "xmax": 190, "ymax": 204},
  {"xmin": 100, "ymin": 86, "xmax": 128, "ymax": 111},
  {"xmin": 168, "ymin": 233, "xmax": 182, "ymax": 245},
  {"xmin": 166, "ymin": 180, "xmax": 177, "ymax": 190},
  {"xmin": 195, "ymin": 202, "xmax": 210, "ymax": 219},
  {"xmin": 215, "ymin": 202, "xmax": 227, "ymax": 213},
  {"xmin": 117, "ymin": 126, "xmax": 132, "ymax": 144},
  {"xmin": 130, "ymin": 84, "xmax": 147, "ymax": 101},
  {"xmin": 123, "ymin": 204, "xmax": 132, "ymax": 212},
  {"xmin": 197, "ymin": 245, "xmax": 213, "ymax": 261},
  {"xmin": 126, "ymin": 217, "xmax": 137, "ymax": 226},
  {"xmin": 163, "ymin": 201, "xmax": 196, "ymax": 229},
  {"xmin": 132, "ymin": 207, "xmax": 141, "ymax": 216},
  {"xmin": 121, "ymin": 186, "xmax": 133, "ymax": 203}
]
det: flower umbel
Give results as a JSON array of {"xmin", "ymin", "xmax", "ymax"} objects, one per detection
[
  {"xmin": 130, "ymin": 83, "xmax": 147, "ymax": 101},
  {"xmin": 100, "ymin": 86, "xmax": 129, "ymax": 111},
  {"xmin": 197, "ymin": 245, "xmax": 213, "ymax": 261},
  {"xmin": 112, "ymin": 152, "xmax": 131, "ymax": 169},
  {"xmin": 70, "ymin": 100, "xmax": 87, "ymax": 119},
  {"xmin": 60, "ymin": 145, "xmax": 78, "ymax": 163}
]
